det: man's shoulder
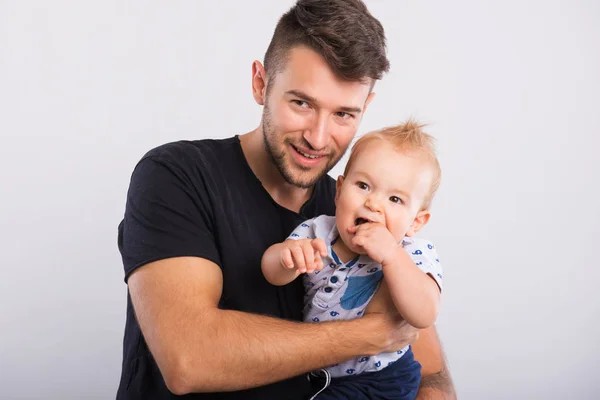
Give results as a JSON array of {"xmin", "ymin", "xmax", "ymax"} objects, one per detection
[{"xmin": 141, "ymin": 136, "xmax": 239, "ymax": 167}]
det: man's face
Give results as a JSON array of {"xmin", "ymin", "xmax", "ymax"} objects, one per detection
[{"xmin": 262, "ymin": 46, "xmax": 374, "ymax": 188}]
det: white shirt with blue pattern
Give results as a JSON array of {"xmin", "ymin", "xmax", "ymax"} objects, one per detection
[{"xmin": 287, "ymin": 215, "xmax": 443, "ymax": 378}]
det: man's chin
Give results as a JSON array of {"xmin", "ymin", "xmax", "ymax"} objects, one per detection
[
  {"xmin": 277, "ymin": 162, "xmax": 325, "ymax": 188},
  {"xmin": 285, "ymin": 175, "xmax": 320, "ymax": 189},
  {"xmin": 283, "ymin": 172, "xmax": 323, "ymax": 189}
]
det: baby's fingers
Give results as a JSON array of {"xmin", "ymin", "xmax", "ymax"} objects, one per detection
[
  {"xmin": 291, "ymin": 246, "xmax": 307, "ymax": 273},
  {"xmin": 311, "ymin": 238, "xmax": 328, "ymax": 258},
  {"xmin": 302, "ymin": 241, "xmax": 316, "ymax": 272},
  {"xmin": 313, "ymin": 252, "xmax": 324, "ymax": 271},
  {"xmin": 281, "ymin": 248, "xmax": 294, "ymax": 270}
]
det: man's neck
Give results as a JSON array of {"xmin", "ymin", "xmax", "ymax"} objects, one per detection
[{"xmin": 239, "ymin": 127, "xmax": 313, "ymax": 213}]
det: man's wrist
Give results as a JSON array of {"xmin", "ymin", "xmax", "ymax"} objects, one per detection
[{"xmin": 351, "ymin": 313, "xmax": 394, "ymax": 356}]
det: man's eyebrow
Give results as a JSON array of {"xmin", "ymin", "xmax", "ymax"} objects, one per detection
[{"xmin": 285, "ymin": 90, "xmax": 363, "ymax": 114}]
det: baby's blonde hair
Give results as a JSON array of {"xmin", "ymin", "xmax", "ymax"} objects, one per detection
[{"xmin": 344, "ymin": 119, "xmax": 442, "ymax": 210}]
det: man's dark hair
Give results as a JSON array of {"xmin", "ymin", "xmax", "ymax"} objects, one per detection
[{"xmin": 264, "ymin": 0, "xmax": 390, "ymax": 85}]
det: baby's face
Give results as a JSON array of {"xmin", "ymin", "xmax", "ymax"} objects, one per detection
[{"xmin": 335, "ymin": 139, "xmax": 433, "ymax": 253}]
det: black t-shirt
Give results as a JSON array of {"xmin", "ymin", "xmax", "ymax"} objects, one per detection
[{"xmin": 117, "ymin": 136, "xmax": 336, "ymax": 399}]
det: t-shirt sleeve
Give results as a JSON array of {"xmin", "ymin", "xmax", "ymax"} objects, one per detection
[
  {"xmin": 403, "ymin": 238, "xmax": 443, "ymax": 292},
  {"xmin": 286, "ymin": 218, "xmax": 317, "ymax": 241},
  {"xmin": 118, "ymin": 155, "xmax": 220, "ymax": 282}
]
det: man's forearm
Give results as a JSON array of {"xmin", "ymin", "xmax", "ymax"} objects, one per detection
[
  {"xmin": 416, "ymin": 356, "xmax": 456, "ymax": 400},
  {"xmin": 173, "ymin": 308, "xmax": 390, "ymax": 394}
]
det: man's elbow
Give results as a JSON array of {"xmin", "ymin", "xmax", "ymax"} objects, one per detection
[
  {"xmin": 161, "ymin": 355, "xmax": 194, "ymax": 395},
  {"xmin": 161, "ymin": 353, "xmax": 212, "ymax": 395}
]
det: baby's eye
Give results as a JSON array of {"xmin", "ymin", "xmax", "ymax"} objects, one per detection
[
  {"xmin": 357, "ymin": 182, "xmax": 369, "ymax": 190},
  {"xmin": 389, "ymin": 196, "xmax": 403, "ymax": 204}
]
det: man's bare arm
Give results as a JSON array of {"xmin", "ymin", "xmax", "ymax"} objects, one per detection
[
  {"xmin": 128, "ymin": 256, "xmax": 413, "ymax": 395},
  {"xmin": 412, "ymin": 326, "xmax": 456, "ymax": 400}
]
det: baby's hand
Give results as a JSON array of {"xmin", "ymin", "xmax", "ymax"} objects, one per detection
[
  {"xmin": 347, "ymin": 222, "xmax": 399, "ymax": 265},
  {"xmin": 280, "ymin": 238, "xmax": 327, "ymax": 274}
]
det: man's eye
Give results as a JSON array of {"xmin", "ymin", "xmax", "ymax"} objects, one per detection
[
  {"xmin": 357, "ymin": 182, "xmax": 369, "ymax": 190},
  {"xmin": 336, "ymin": 112, "xmax": 353, "ymax": 119},
  {"xmin": 390, "ymin": 196, "xmax": 403, "ymax": 204},
  {"xmin": 293, "ymin": 100, "xmax": 309, "ymax": 108}
]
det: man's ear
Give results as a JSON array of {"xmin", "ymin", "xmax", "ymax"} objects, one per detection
[
  {"xmin": 335, "ymin": 175, "xmax": 345, "ymax": 203},
  {"xmin": 251, "ymin": 60, "xmax": 268, "ymax": 105},
  {"xmin": 405, "ymin": 210, "xmax": 431, "ymax": 237},
  {"xmin": 363, "ymin": 91, "xmax": 376, "ymax": 114}
]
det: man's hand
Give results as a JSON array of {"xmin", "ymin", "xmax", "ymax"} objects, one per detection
[
  {"xmin": 347, "ymin": 222, "xmax": 399, "ymax": 264},
  {"xmin": 280, "ymin": 238, "xmax": 327, "ymax": 274}
]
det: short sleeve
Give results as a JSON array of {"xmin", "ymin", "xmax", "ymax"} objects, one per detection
[
  {"xmin": 286, "ymin": 218, "xmax": 317, "ymax": 241},
  {"xmin": 403, "ymin": 237, "xmax": 443, "ymax": 292},
  {"xmin": 118, "ymin": 156, "xmax": 220, "ymax": 282}
]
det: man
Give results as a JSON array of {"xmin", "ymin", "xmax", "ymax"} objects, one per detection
[{"xmin": 117, "ymin": 1, "xmax": 455, "ymax": 399}]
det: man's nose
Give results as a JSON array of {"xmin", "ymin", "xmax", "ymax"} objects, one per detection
[{"xmin": 303, "ymin": 113, "xmax": 330, "ymax": 151}]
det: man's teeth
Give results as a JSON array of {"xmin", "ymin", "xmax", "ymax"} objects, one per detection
[{"xmin": 298, "ymin": 149, "xmax": 319, "ymax": 159}]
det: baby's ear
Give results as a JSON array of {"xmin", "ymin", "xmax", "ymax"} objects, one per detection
[{"xmin": 405, "ymin": 210, "xmax": 431, "ymax": 237}]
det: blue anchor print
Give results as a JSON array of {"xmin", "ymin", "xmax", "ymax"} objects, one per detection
[
  {"xmin": 412, "ymin": 250, "xmax": 422, "ymax": 255},
  {"xmin": 312, "ymin": 317, "xmax": 320, "ymax": 322},
  {"xmin": 357, "ymin": 310, "xmax": 363, "ymax": 316},
  {"xmin": 357, "ymin": 263, "xmax": 367, "ymax": 268},
  {"xmin": 301, "ymin": 223, "xmax": 309, "ymax": 227},
  {"xmin": 435, "ymin": 258, "xmax": 439, "ymax": 262},
  {"xmin": 359, "ymin": 356, "xmax": 370, "ymax": 363},
  {"xmin": 345, "ymin": 369, "xmax": 356, "ymax": 375},
  {"xmin": 368, "ymin": 268, "xmax": 378, "ymax": 273},
  {"xmin": 416, "ymin": 262, "xmax": 423, "ymax": 266},
  {"xmin": 330, "ymin": 311, "xmax": 340, "ymax": 317},
  {"xmin": 374, "ymin": 361, "xmax": 381, "ymax": 368},
  {"xmin": 397, "ymin": 350, "xmax": 403, "ymax": 355},
  {"xmin": 291, "ymin": 233, "xmax": 300, "ymax": 237},
  {"xmin": 428, "ymin": 244, "xmax": 434, "ymax": 249}
]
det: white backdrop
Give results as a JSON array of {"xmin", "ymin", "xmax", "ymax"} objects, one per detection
[{"xmin": 1, "ymin": 1, "xmax": 599, "ymax": 399}]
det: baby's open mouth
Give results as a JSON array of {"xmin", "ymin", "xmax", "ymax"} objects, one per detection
[{"xmin": 355, "ymin": 218, "xmax": 371, "ymax": 226}]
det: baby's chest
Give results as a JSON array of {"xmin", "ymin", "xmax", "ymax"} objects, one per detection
[{"xmin": 304, "ymin": 261, "xmax": 384, "ymax": 312}]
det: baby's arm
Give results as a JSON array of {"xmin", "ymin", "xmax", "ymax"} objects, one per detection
[
  {"xmin": 348, "ymin": 223, "xmax": 442, "ymax": 329},
  {"xmin": 261, "ymin": 238, "xmax": 327, "ymax": 286},
  {"xmin": 382, "ymin": 243, "xmax": 442, "ymax": 329}
]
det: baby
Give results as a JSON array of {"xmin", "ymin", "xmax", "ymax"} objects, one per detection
[{"xmin": 261, "ymin": 120, "xmax": 443, "ymax": 400}]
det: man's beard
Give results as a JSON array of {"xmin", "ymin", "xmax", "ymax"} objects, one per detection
[{"xmin": 262, "ymin": 105, "xmax": 342, "ymax": 189}]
